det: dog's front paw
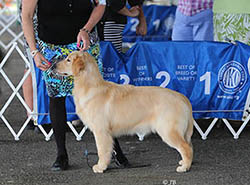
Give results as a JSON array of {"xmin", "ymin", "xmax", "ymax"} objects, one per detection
[
  {"xmin": 179, "ymin": 160, "xmax": 183, "ymax": 165},
  {"xmin": 92, "ymin": 164, "xmax": 105, "ymax": 173},
  {"xmin": 176, "ymin": 165, "xmax": 188, "ymax": 173}
]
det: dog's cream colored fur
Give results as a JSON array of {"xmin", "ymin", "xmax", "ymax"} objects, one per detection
[{"xmin": 56, "ymin": 51, "xmax": 194, "ymax": 173}]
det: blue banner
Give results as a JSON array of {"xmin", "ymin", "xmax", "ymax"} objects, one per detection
[
  {"xmin": 35, "ymin": 41, "xmax": 250, "ymax": 124},
  {"xmin": 102, "ymin": 41, "xmax": 250, "ymax": 120},
  {"xmin": 123, "ymin": 5, "xmax": 177, "ymax": 42}
]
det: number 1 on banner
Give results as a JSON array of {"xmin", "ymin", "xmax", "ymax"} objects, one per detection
[
  {"xmin": 200, "ymin": 72, "xmax": 211, "ymax": 95},
  {"xmin": 153, "ymin": 19, "xmax": 160, "ymax": 32}
]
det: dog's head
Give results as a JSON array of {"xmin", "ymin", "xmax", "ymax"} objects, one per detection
[{"xmin": 56, "ymin": 51, "xmax": 92, "ymax": 76}]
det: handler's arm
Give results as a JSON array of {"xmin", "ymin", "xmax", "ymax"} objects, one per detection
[
  {"xmin": 21, "ymin": 0, "xmax": 50, "ymax": 71},
  {"xmin": 108, "ymin": 0, "xmax": 139, "ymax": 17},
  {"xmin": 118, "ymin": 6, "xmax": 139, "ymax": 17},
  {"xmin": 136, "ymin": 6, "xmax": 147, "ymax": 36},
  {"xmin": 77, "ymin": 2, "xmax": 106, "ymax": 50},
  {"xmin": 83, "ymin": 4, "xmax": 106, "ymax": 33},
  {"xmin": 21, "ymin": 0, "xmax": 37, "ymax": 52}
]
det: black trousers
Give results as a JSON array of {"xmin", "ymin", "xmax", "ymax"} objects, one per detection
[{"xmin": 49, "ymin": 97, "xmax": 68, "ymax": 157}]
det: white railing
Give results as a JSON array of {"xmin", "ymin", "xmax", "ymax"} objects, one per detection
[
  {"xmin": 0, "ymin": 1, "xmax": 24, "ymax": 50},
  {"xmin": 0, "ymin": 42, "xmax": 89, "ymax": 141},
  {"xmin": 0, "ymin": 2, "xmax": 88, "ymax": 141}
]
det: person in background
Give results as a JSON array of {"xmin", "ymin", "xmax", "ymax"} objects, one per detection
[
  {"xmin": 97, "ymin": 0, "xmax": 147, "ymax": 168},
  {"xmin": 172, "ymin": 0, "xmax": 214, "ymax": 41},
  {"xmin": 21, "ymin": 0, "xmax": 105, "ymax": 171},
  {"xmin": 213, "ymin": 0, "xmax": 250, "ymax": 45},
  {"xmin": 98, "ymin": 0, "xmax": 147, "ymax": 53}
]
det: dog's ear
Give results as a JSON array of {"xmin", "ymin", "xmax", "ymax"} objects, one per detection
[
  {"xmin": 82, "ymin": 52, "xmax": 97, "ymax": 65},
  {"xmin": 72, "ymin": 56, "xmax": 85, "ymax": 76},
  {"xmin": 82, "ymin": 52, "xmax": 92, "ymax": 59}
]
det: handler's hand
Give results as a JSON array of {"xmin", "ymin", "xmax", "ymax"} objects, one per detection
[
  {"xmin": 136, "ymin": 18, "xmax": 147, "ymax": 36},
  {"xmin": 129, "ymin": 6, "xmax": 140, "ymax": 17},
  {"xmin": 34, "ymin": 52, "xmax": 51, "ymax": 71},
  {"xmin": 77, "ymin": 30, "xmax": 90, "ymax": 51}
]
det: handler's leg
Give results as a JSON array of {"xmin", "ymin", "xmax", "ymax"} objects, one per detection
[
  {"xmin": 49, "ymin": 97, "xmax": 69, "ymax": 171},
  {"xmin": 112, "ymin": 138, "xmax": 130, "ymax": 168}
]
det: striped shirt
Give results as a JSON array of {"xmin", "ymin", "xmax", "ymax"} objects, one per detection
[{"xmin": 178, "ymin": 0, "xmax": 213, "ymax": 16}]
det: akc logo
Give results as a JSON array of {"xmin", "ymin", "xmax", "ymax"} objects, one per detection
[{"xmin": 218, "ymin": 61, "xmax": 247, "ymax": 94}]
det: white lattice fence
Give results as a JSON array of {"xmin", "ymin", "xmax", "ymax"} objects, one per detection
[
  {"xmin": 0, "ymin": 2, "xmax": 24, "ymax": 50},
  {"xmin": 0, "ymin": 42, "xmax": 89, "ymax": 141},
  {"xmin": 0, "ymin": 2, "xmax": 88, "ymax": 141}
]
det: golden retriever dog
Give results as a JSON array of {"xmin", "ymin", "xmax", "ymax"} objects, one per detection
[{"xmin": 56, "ymin": 51, "xmax": 194, "ymax": 173}]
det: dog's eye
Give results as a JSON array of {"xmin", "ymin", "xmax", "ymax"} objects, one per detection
[{"xmin": 67, "ymin": 59, "xmax": 71, "ymax": 63}]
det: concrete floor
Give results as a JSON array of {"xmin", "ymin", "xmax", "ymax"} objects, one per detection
[{"xmin": 1, "ymin": 120, "xmax": 250, "ymax": 185}]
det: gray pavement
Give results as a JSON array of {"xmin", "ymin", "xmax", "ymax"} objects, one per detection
[
  {"xmin": 1, "ymin": 42, "xmax": 250, "ymax": 185},
  {"xmin": 1, "ymin": 119, "xmax": 250, "ymax": 185}
]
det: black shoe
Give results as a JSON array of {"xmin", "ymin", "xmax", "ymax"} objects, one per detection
[
  {"xmin": 26, "ymin": 120, "xmax": 35, "ymax": 130},
  {"xmin": 51, "ymin": 155, "xmax": 69, "ymax": 171},
  {"xmin": 112, "ymin": 150, "xmax": 130, "ymax": 168}
]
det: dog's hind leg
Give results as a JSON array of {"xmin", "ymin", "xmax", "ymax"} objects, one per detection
[
  {"xmin": 179, "ymin": 118, "xmax": 194, "ymax": 167},
  {"xmin": 157, "ymin": 128, "xmax": 193, "ymax": 173},
  {"xmin": 175, "ymin": 138, "xmax": 193, "ymax": 173},
  {"xmin": 92, "ymin": 131, "xmax": 113, "ymax": 173}
]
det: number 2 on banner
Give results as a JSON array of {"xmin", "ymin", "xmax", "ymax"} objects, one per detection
[
  {"xmin": 130, "ymin": 19, "xmax": 139, "ymax": 32},
  {"xmin": 200, "ymin": 72, "xmax": 211, "ymax": 95},
  {"xmin": 120, "ymin": 74, "xmax": 130, "ymax": 84},
  {"xmin": 156, "ymin": 71, "xmax": 170, "ymax": 88}
]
